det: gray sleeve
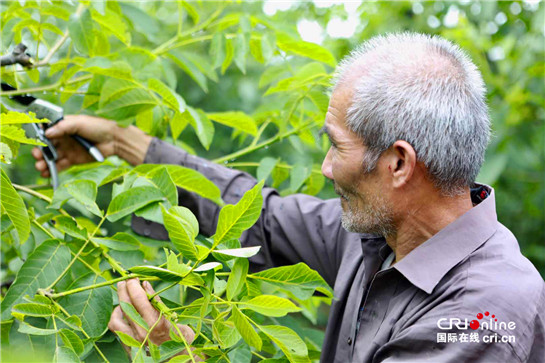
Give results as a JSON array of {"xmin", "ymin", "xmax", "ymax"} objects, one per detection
[{"xmin": 132, "ymin": 138, "xmax": 352, "ymax": 286}]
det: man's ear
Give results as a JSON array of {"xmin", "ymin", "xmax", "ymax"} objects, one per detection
[{"xmin": 386, "ymin": 140, "xmax": 417, "ymax": 189}]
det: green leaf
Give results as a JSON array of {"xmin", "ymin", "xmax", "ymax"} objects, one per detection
[
  {"xmin": 170, "ymin": 111, "xmax": 189, "ymax": 140},
  {"xmin": 68, "ymin": 9, "xmax": 94, "ymax": 55},
  {"xmin": 59, "ymin": 329, "xmax": 84, "ymax": 355},
  {"xmin": 249, "ymin": 263, "xmax": 332, "ymax": 300},
  {"xmin": 221, "ymin": 38, "xmax": 234, "ymax": 74},
  {"xmin": 276, "ymin": 33, "xmax": 336, "ymax": 67},
  {"xmin": 213, "ymin": 181, "xmax": 264, "ymax": 245},
  {"xmin": 18, "ymin": 322, "xmax": 57, "ymax": 335},
  {"xmin": 12, "ymin": 303, "xmax": 54, "ymax": 317},
  {"xmin": 148, "ymin": 78, "xmax": 186, "ymax": 112},
  {"xmin": 147, "ymin": 166, "xmax": 178, "ymax": 206},
  {"xmin": 166, "ymin": 52, "xmax": 208, "ymax": 93},
  {"xmin": 120, "ymin": 302, "xmax": 149, "ymax": 330},
  {"xmin": 250, "ymin": 38, "xmax": 264, "ymax": 63},
  {"xmin": 65, "ymin": 180, "xmax": 102, "ymax": 217},
  {"xmin": 194, "ymin": 262, "xmax": 222, "ymax": 272},
  {"xmin": 234, "ymin": 33, "xmax": 248, "ymax": 74},
  {"xmin": 258, "ymin": 64, "xmax": 289, "ymax": 89},
  {"xmin": 115, "ymin": 331, "xmax": 140, "ymax": 347},
  {"xmin": 212, "ymin": 320, "xmax": 242, "ymax": 349},
  {"xmin": 0, "ymin": 141, "xmax": 13, "ymax": 163},
  {"xmin": 0, "ymin": 169, "xmax": 30, "ymax": 243},
  {"xmin": 210, "ymin": 32, "xmax": 226, "ymax": 69},
  {"xmin": 166, "ymin": 250, "xmax": 191, "ymax": 275},
  {"xmin": 97, "ymin": 87, "xmax": 158, "ymax": 120},
  {"xmin": 60, "ymin": 273, "xmax": 113, "ymax": 338},
  {"xmin": 99, "ymin": 78, "xmax": 139, "ymax": 107},
  {"xmin": 260, "ymin": 325, "xmax": 310, "ymax": 363},
  {"xmin": 181, "ymin": 107, "xmax": 214, "ymax": 150},
  {"xmin": 290, "ymin": 163, "xmax": 312, "ymax": 192},
  {"xmin": 90, "ymin": 7, "xmax": 130, "ymax": 44},
  {"xmin": 180, "ymin": 52, "xmax": 218, "ymax": 83},
  {"xmin": 0, "ymin": 125, "xmax": 46, "ymax": 146},
  {"xmin": 162, "ymin": 205, "xmax": 199, "ymax": 260},
  {"xmin": 57, "ymin": 315, "xmax": 83, "ymax": 331},
  {"xmin": 166, "ymin": 165, "xmax": 222, "ymax": 204},
  {"xmin": 231, "ymin": 306, "xmax": 261, "ymax": 350},
  {"xmin": 226, "ymin": 258, "xmax": 248, "ymax": 300},
  {"xmin": 257, "ymin": 157, "xmax": 278, "ymax": 182},
  {"xmin": 1, "ymin": 239, "xmax": 71, "ymax": 320},
  {"xmin": 182, "ymin": 1, "xmax": 199, "ymax": 24},
  {"xmin": 240, "ymin": 295, "xmax": 301, "ymax": 317},
  {"xmin": 92, "ymin": 232, "xmax": 140, "ymax": 251},
  {"xmin": 82, "ymin": 57, "xmax": 133, "ymax": 81},
  {"xmin": 54, "ymin": 346, "xmax": 81, "ymax": 363},
  {"xmin": 207, "ymin": 111, "xmax": 257, "ymax": 136},
  {"xmin": 0, "ymin": 111, "xmax": 48, "ymax": 125},
  {"xmin": 213, "ymin": 320, "xmax": 241, "ymax": 349},
  {"xmin": 129, "ymin": 265, "xmax": 203, "ymax": 285},
  {"xmin": 52, "ymin": 215, "xmax": 88, "ymax": 240},
  {"xmin": 106, "ymin": 186, "xmax": 165, "ymax": 222},
  {"xmin": 214, "ymin": 246, "xmax": 261, "ymax": 259}
]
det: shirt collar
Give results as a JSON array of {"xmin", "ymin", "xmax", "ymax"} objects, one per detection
[{"xmin": 392, "ymin": 184, "xmax": 498, "ymax": 294}]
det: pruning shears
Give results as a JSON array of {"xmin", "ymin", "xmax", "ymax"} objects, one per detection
[{"xmin": 1, "ymin": 44, "xmax": 104, "ymax": 189}]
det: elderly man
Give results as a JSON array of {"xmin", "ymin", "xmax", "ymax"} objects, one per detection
[{"xmin": 34, "ymin": 33, "xmax": 544, "ymax": 362}]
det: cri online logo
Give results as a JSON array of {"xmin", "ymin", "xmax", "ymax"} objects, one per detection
[{"xmin": 437, "ymin": 311, "xmax": 516, "ymax": 331}]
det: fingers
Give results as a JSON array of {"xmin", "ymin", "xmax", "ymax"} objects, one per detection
[
  {"xmin": 108, "ymin": 306, "xmax": 134, "ymax": 356},
  {"xmin": 126, "ymin": 279, "xmax": 161, "ymax": 327},
  {"xmin": 108, "ymin": 306, "xmax": 134, "ymax": 336},
  {"xmin": 142, "ymin": 280, "xmax": 162, "ymax": 302},
  {"xmin": 176, "ymin": 324, "xmax": 196, "ymax": 344},
  {"xmin": 31, "ymin": 147, "xmax": 43, "ymax": 160},
  {"xmin": 117, "ymin": 281, "xmax": 147, "ymax": 341},
  {"xmin": 45, "ymin": 116, "xmax": 83, "ymax": 139}
]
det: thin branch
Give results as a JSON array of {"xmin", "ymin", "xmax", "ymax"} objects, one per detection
[
  {"xmin": 34, "ymin": 4, "xmax": 85, "ymax": 67},
  {"xmin": 212, "ymin": 121, "xmax": 315, "ymax": 164},
  {"xmin": 0, "ymin": 74, "xmax": 92, "ymax": 97},
  {"xmin": 12, "ymin": 183, "xmax": 51, "ymax": 203}
]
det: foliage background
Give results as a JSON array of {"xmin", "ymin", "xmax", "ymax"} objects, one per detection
[{"xmin": 0, "ymin": 0, "xmax": 544, "ymax": 362}]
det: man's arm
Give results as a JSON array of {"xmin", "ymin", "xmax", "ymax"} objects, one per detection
[{"xmin": 133, "ymin": 138, "xmax": 356, "ymax": 285}]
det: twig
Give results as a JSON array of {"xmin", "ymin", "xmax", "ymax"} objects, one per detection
[{"xmin": 212, "ymin": 121, "xmax": 314, "ymax": 164}]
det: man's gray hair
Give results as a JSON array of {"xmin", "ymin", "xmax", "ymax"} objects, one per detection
[{"xmin": 333, "ymin": 32, "xmax": 491, "ymax": 195}]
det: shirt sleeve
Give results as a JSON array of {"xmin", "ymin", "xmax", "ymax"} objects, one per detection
[{"xmin": 131, "ymin": 138, "xmax": 355, "ymax": 286}]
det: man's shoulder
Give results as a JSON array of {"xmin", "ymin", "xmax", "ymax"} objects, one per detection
[
  {"xmin": 445, "ymin": 221, "xmax": 544, "ymax": 327},
  {"xmin": 465, "ymin": 221, "xmax": 544, "ymax": 294}
]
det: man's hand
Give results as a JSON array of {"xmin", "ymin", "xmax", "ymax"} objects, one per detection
[
  {"xmin": 108, "ymin": 279, "xmax": 195, "ymax": 352},
  {"xmin": 32, "ymin": 115, "xmax": 152, "ymax": 177}
]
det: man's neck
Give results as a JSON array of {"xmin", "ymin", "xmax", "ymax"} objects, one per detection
[{"xmin": 387, "ymin": 188, "xmax": 474, "ymax": 264}]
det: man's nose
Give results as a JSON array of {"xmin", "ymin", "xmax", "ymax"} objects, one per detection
[{"xmin": 321, "ymin": 148, "xmax": 334, "ymax": 180}]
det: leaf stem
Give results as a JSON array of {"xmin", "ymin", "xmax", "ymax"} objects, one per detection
[
  {"xmin": 48, "ymin": 298, "xmax": 110, "ymax": 362},
  {"xmin": 212, "ymin": 121, "xmax": 314, "ymax": 163},
  {"xmin": 149, "ymin": 281, "xmax": 178, "ymax": 300},
  {"xmin": 251, "ymin": 351, "xmax": 267, "ymax": 360},
  {"xmin": 12, "ymin": 183, "xmax": 52, "ymax": 203},
  {"xmin": 47, "ymin": 274, "xmax": 146, "ymax": 298},
  {"xmin": 45, "ymin": 215, "xmax": 107, "ymax": 291},
  {"xmin": 134, "ymin": 311, "xmax": 163, "ymax": 362},
  {"xmin": 225, "ymin": 162, "xmax": 322, "ymax": 174},
  {"xmin": 0, "ymin": 74, "xmax": 92, "ymax": 96}
]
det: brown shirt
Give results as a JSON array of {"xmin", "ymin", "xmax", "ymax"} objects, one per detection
[{"xmin": 133, "ymin": 138, "xmax": 545, "ymax": 363}]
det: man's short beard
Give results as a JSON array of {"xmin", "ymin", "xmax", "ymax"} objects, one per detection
[{"xmin": 340, "ymin": 190, "xmax": 396, "ymax": 238}]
